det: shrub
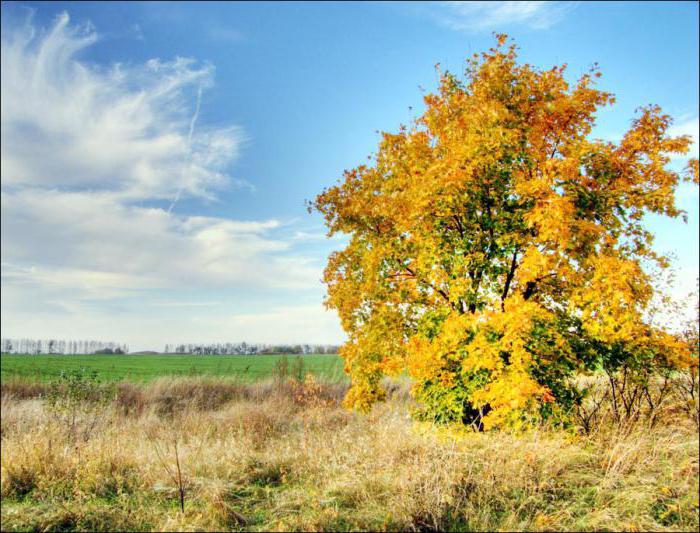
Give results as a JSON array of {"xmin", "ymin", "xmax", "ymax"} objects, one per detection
[{"xmin": 45, "ymin": 368, "xmax": 115, "ymax": 442}]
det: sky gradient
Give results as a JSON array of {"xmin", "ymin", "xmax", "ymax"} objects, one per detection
[{"xmin": 1, "ymin": 1, "xmax": 698, "ymax": 350}]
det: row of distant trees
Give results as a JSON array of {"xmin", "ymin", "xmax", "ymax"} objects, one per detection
[
  {"xmin": 163, "ymin": 343, "xmax": 340, "ymax": 355},
  {"xmin": 1, "ymin": 338, "xmax": 129, "ymax": 355},
  {"xmin": 0, "ymin": 338, "xmax": 341, "ymax": 355}
]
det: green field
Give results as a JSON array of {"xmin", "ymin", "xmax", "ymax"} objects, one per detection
[{"xmin": 0, "ymin": 353, "xmax": 345, "ymax": 383}]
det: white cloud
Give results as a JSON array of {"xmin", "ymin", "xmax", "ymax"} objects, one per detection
[
  {"xmin": 201, "ymin": 305, "xmax": 345, "ymax": 345},
  {"xmin": 429, "ymin": 1, "xmax": 575, "ymax": 32},
  {"xmin": 0, "ymin": 12, "xmax": 344, "ymax": 348},
  {"xmin": 0, "ymin": 188, "xmax": 321, "ymax": 295},
  {"xmin": 0, "ymin": 11, "xmax": 248, "ymax": 200}
]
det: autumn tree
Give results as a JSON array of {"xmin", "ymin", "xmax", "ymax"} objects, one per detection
[{"xmin": 313, "ymin": 36, "xmax": 699, "ymax": 429}]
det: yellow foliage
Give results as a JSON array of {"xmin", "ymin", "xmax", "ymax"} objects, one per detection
[{"xmin": 313, "ymin": 35, "xmax": 698, "ymax": 428}]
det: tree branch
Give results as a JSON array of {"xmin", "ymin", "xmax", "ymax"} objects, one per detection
[
  {"xmin": 404, "ymin": 266, "xmax": 456, "ymax": 310},
  {"xmin": 500, "ymin": 249, "xmax": 519, "ymax": 310},
  {"xmin": 523, "ymin": 272, "xmax": 557, "ymax": 300}
]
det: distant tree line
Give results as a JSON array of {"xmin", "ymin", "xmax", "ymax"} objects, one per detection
[
  {"xmin": 163, "ymin": 343, "xmax": 340, "ymax": 355},
  {"xmin": 1, "ymin": 338, "xmax": 129, "ymax": 355},
  {"xmin": 0, "ymin": 339, "xmax": 340, "ymax": 355}
]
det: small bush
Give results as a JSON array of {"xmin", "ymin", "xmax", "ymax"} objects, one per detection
[{"xmin": 46, "ymin": 368, "xmax": 115, "ymax": 442}]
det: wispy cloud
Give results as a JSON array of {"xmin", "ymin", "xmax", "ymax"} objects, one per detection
[
  {"xmin": 1, "ymin": 11, "xmax": 249, "ymax": 200},
  {"xmin": 206, "ymin": 26, "xmax": 245, "ymax": 44},
  {"xmin": 126, "ymin": 23, "xmax": 145, "ymax": 42},
  {"xmin": 428, "ymin": 1, "xmax": 575, "ymax": 32}
]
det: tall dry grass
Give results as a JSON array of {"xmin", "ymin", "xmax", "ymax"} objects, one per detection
[{"xmin": 1, "ymin": 374, "xmax": 698, "ymax": 532}]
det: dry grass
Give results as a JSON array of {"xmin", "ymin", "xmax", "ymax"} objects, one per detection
[{"xmin": 1, "ymin": 376, "xmax": 698, "ymax": 532}]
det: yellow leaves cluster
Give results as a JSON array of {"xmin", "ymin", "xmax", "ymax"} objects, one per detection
[
  {"xmin": 406, "ymin": 336, "xmax": 445, "ymax": 382},
  {"xmin": 649, "ymin": 329, "xmax": 697, "ymax": 370},
  {"xmin": 404, "ymin": 295, "xmax": 560, "ymax": 428},
  {"xmin": 471, "ymin": 371, "xmax": 546, "ymax": 430},
  {"xmin": 517, "ymin": 247, "xmax": 551, "ymax": 286},
  {"xmin": 686, "ymin": 158, "xmax": 699, "ymax": 184},
  {"xmin": 571, "ymin": 255, "xmax": 651, "ymax": 344},
  {"xmin": 342, "ymin": 380, "xmax": 386, "ymax": 413}
]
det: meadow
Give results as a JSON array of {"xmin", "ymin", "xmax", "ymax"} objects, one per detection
[
  {"xmin": 0, "ymin": 367, "xmax": 698, "ymax": 532},
  {"xmin": 0, "ymin": 354, "xmax": 345, "ymax": 383}
]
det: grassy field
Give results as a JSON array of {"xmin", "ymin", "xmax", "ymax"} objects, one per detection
[
  {"xmin": 0, "ymin": 356, "xmax": 698, "ymax": 531},
  {"xmin": 0, "ymin": 354, "xmax": 345, "ymax": 383},
  {"xmin": 1, "ymin": 375, "xmax": 698, "ymax": 532}
]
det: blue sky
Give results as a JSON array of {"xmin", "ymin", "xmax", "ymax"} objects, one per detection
[{"xmin": 1, "ymin": 1, "xmax": 698, "ymax": 350}]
